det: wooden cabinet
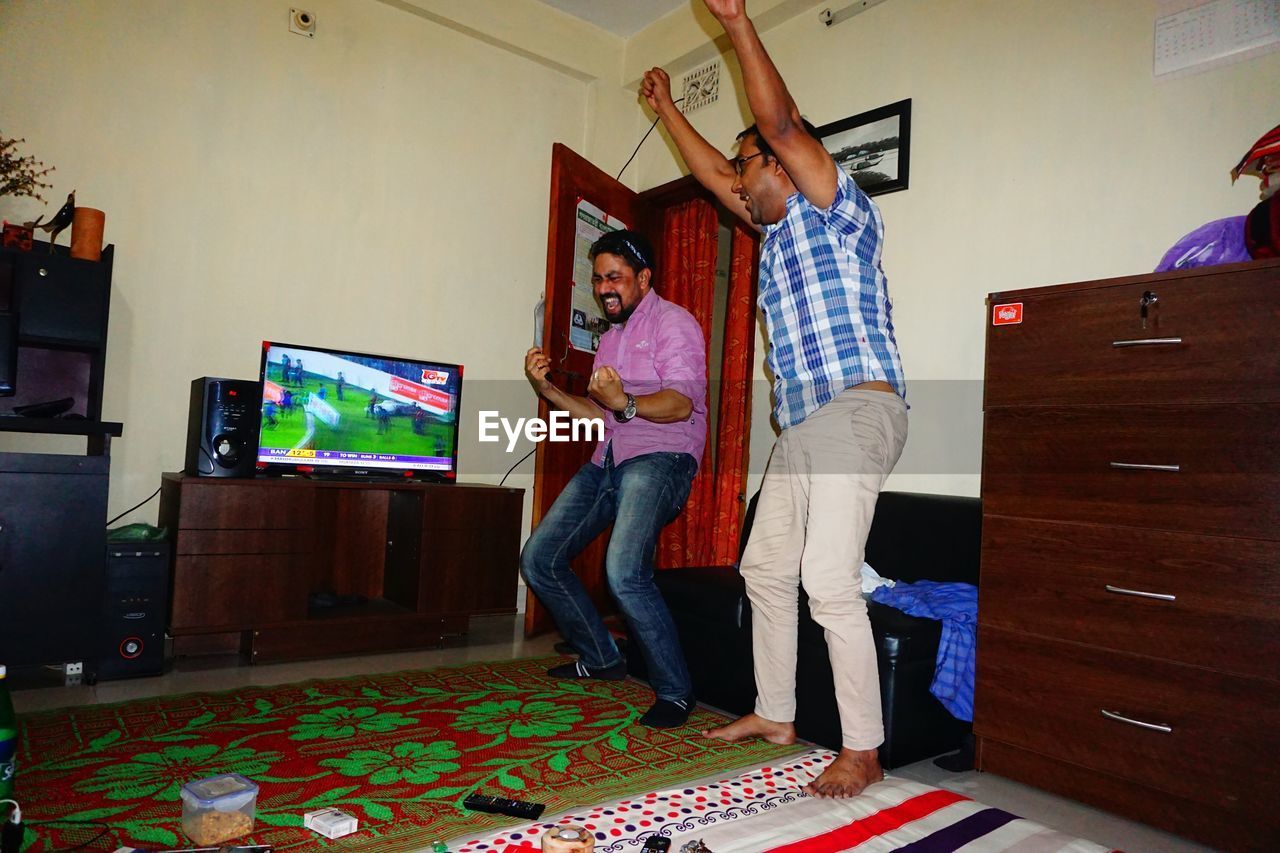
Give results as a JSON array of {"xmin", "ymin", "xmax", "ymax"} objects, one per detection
[
  {"xmin": 975, "ymin": 258, "xmax": 1280, "ymax": 850},
  {"xmin": 159, "ymin": 474, "xmax": 524, "ymax": 663}
]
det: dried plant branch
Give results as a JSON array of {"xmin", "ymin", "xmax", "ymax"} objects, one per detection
[{"xmin": 0, "ymin": 134, "xmax": 55, "ymax": 203}]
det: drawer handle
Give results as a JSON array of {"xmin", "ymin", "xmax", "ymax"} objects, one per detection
[
  {"xmin": 1110, "ymin": 462, "xmax": 1181, "ymax": 472},
  {"xmin": 1112, "ymin": 337, "xmax": 1183, "ymax": 348},
  {"xmin": 1105, "ymin": 584, "xmax": 1176, "ymax": 602},
  {"xmin": 1101, "ymin": 708, "xmax": 1172, "ymax": 734}
]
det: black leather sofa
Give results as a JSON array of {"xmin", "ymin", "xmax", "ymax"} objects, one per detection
[{"xmin": 629, "ymin": 490, "xmax": 981, "ymax": 769}]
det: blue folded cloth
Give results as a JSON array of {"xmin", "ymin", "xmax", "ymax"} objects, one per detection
[{"xmin": 869, "ymin": 580, "xmax": 977, "ymax": 722}]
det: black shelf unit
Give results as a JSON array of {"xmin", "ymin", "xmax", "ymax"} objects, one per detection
[
  {"xmin": 1, "ymin": 238, "xmax": 114, "ymax": 422},
  {"xmin": 0, "ymin": 239, "xmax": 118, "ymax": 674}
]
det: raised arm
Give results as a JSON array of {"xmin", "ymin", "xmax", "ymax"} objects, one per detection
[
  {"xmin": 705, "ymin": 0, "xmax": 837, "ymax": 209},
  {"xmin": 641, "ymin": 67, "xmax": 761, "ymax": 232},
  {"xmin": 525, "ymin": 346, "xmax": 604, "ymax": 423}
]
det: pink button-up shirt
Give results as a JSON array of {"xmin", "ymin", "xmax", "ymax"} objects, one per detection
[{"xmin": 589, "ymin": 289, "xmax": 708, "ymax": 468}]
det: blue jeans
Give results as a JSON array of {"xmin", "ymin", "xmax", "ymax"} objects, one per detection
[{"xmin": 521, "ymin": 450, "xmax": 697, "ymax": 702}]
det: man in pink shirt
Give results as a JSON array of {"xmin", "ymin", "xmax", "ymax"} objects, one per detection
[{"xmin": 523, "ymin": 230, "xmax": 708, "ymax": 728}]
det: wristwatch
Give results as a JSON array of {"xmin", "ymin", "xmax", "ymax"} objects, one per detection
[{"xmin": 615, "ymin": 393, "xmax": 637, "ymax": 423}]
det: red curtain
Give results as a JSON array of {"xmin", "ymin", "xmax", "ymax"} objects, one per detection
[
  {"xmin": 707, "ymin": 223, "xmax": 758, "ymax": 565},
  {"xmin": 654, "ymin": 200, "xmax": 757, "ymax": 569}
]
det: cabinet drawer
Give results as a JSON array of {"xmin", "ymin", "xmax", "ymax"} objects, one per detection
[
  {"xmin": 176, "ymin": 482, "xmax": 313, "ymax": 530},
  {"xmin": 974, "ymin": 627, "xmax": 1280, "ymax": 812},
  {"xmin": 985, "ymin": 262, "xmax": 1280, "ymax": 408},
  {"xmin": 979, "ymin": 517, "xmax": 1280, "ymax": 680},
  {"xmin": 169, "ymin": 554, "xmax": 307, "ymax": 630},
  {"xmin": 982, "ymin": 405, "xmax": 1280, "ymax": 538}
]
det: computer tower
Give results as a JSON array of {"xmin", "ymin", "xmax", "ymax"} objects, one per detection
[
  {"xmin": 99, "ymin": 543, "xmax": 171, "ymax": 680},
  {"xmin": 184, "ymin": 377, "xmax": 261, "ymax": 478}
]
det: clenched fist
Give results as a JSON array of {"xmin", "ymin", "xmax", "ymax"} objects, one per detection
[
  {"xmin": 588, "ymin": 366, "xmax": 627, "ymax": 412},
  {"xmin": 640, "ymin": 68, "xmax": 674, "ymax": 114},
  {"xmin": 703, "ymin": 0, "xmax": 747, "ymax": 24}
]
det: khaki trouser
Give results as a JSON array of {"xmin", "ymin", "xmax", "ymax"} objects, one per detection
[{"xmin": 740, "ymin": 387, "xmax": 909, "ymax": 751}]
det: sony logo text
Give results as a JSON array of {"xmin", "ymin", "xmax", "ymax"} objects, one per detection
[{"xmin": 478, "ymin": 411, "xmax": 604, "ymax": 452}]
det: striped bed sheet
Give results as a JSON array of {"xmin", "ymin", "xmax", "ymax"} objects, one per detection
[{"xmin": 452, "ymin": 749, "xmax": 1115, "ymax": 853}]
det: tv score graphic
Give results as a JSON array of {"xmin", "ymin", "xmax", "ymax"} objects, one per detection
[{"xmin": 388, "ymin": 374, "xmax": 453, "ymax": 415}]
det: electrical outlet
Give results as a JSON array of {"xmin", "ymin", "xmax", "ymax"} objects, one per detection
[
  {"xmin": 65, "ymin": 661, "xmax": 84, "ymax": 675},
  {"xmin": 290, "ymin": 8, "xmax": 316, "ymax": 38},
  {"xmin": 681, "ymin": 61, "xmax": 720, "ymax": 113}
]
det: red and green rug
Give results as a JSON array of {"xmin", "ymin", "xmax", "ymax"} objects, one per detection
[{"xmin": 15, "ymin": 657, "xmax": 802, "ymax": 851}]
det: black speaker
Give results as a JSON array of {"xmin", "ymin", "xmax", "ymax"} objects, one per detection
[
  {"xmin": 99, "ymin": 543, "xmax": 171, "ymax": 680},
  {"xmin": 185, "ymin": 377, "xmax": 262, "ymax": 477}
]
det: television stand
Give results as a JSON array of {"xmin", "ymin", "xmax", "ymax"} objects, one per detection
[{"xmin": 159, "ymin": 473, "xmax": 524, "ymax": 662}]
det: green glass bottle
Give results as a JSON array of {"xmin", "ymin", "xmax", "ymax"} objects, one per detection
[{"xmin": 0, "ymin": 665, "xmax": 17, "ymax": 801}]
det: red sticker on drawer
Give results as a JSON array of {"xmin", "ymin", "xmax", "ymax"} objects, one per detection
[{"xmin": 992, "ymin": 302, "xmax": 1023, "ymax": 325}]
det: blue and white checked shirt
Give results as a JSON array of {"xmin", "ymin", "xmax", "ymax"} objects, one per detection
[{"xmin": 758, "ymin": 167, "xmax": 906, "ymax": 429}]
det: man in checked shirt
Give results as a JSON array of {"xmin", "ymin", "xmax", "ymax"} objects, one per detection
[{"xmin": 642, "ymin": 0, "xmax": 909, "ymax": 797}]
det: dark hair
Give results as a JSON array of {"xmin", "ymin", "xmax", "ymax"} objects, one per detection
[
  {"xmin": 736, "ymin": 118, "xmax": 821, "ymax": 164},
  {"xmin": 589, "ymin": 229, "xmax": 655, "ymax": 275}
]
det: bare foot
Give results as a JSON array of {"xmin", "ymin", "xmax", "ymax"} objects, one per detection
[
  {"xmin": 803, "ymin": 747, "xmax": 883, "ymax": 798},
  {"xmin": 702, "ymin": 712, "xmax": 796, "ymax": 745}
]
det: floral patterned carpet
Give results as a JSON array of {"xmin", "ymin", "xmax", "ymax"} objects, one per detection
[{"xmin": 15, "ymin": 657, "xmax": 802, "ymax": 852}]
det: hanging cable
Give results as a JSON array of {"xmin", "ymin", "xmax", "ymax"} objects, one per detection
[
  {"xmin": 616, "ymin": 98, "xmax": 684, "ymax": 181},
  {"xmin": 498, "ymin": 447, "xmax": 537, "ymax": 487},
  {"xmin": 105, "ymin": 486, "xmax": 161, "ymax": 527}
]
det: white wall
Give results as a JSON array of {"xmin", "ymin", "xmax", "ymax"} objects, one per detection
[
  {"xmin": 628, "ymin": 0, "xmax": 1280, "ymax": 496},
  {"xmin": 0, "ymin": 0, "xmax": 601, "ymax": 531}
]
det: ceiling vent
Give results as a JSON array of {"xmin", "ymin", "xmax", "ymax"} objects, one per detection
[{"xmin": 681, "ymin": 61, "xmax": 720, "ymax": 113}]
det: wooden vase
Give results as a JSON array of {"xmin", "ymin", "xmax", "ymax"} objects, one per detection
[{"xmin": 70, "ymin": 207, "xmax": 105, "ymax": 261}]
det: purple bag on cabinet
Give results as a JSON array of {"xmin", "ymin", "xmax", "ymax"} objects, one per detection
[{"xmin": 1155, "ymin": 216, "xmax": 1249, "ymax": 272}]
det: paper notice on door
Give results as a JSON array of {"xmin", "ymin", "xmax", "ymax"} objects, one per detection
[{"xmin": 571, "ymin": 199, "xmax": 626, "ymax": 353}]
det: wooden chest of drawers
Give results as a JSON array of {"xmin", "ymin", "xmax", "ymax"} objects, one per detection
[{"xmin": 975, "ymin": 258, "xmax": 1280, "ymax": 850}]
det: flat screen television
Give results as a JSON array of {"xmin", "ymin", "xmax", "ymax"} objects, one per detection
[{"xmin": 256, "ymin": 341, "xmax": 462, "ymax": 481}]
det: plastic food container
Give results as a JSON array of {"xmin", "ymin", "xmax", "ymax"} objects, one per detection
[{"xmin": 180, "ymin": 773, "xmax": 259, "ymax": 845}]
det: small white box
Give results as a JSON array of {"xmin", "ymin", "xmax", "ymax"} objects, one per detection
[{"xmin": 304, "ymin": 807, "xmax": 359, "ymax": 839}]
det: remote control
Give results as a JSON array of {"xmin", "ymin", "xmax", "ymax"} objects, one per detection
[{"xmin": 463, "ymin": 793, "xmax": 546, "ymax": 820}]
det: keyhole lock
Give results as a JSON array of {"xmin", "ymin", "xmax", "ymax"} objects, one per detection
[{"xmin": 1139, "ymin": 290, "xmax": 1158, "ymax": 330}]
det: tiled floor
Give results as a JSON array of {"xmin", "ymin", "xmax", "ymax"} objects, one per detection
[{"xmin": 11, "ymin": 615, "xmax": 1211, "ymax": 853}]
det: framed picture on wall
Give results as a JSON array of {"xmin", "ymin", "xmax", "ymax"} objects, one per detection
[{"xmin": 816, "ymin": 98, "xmax": 911, "ymax": 197}]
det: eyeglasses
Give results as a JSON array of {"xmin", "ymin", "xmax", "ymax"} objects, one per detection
[{"xmin": 732, "ymin": 151, "xmax": 765, "ymax": 176}]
